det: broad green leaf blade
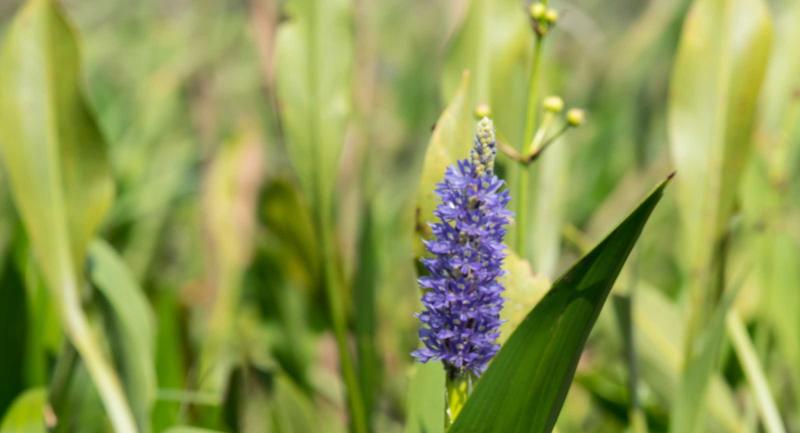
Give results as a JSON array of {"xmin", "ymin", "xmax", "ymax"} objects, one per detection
[
  {"xmin": 275, "ymin": 0, "xmax": 353, "ymax": 222},
  {"xmin": 88, "ymin": 240, "xmax": 156, "ymax": 433},
  {"xmin": 0, "ymin": 388, "xmax": 47, "ymax": 433},
  {"xmin": 0, "ymin": 0, "xmax": 114, "ymax": 274},
  {"xmin": 449, "ymin": 176, "xmax": 670, "ymax": 433},
  {"xmin": 414, "ymin": 72, "xmax": 472, "ymax": 256},
  {"xmin": 668, "ymin": 0, "xmax": 772, "ymax": 275},
  {"xmin": 0, "ymin": 2, "xmax": 135, "ymax": 433},
  {"xmin": 404, "ymin": 363, "xmax": 445, "ymax": 433}
]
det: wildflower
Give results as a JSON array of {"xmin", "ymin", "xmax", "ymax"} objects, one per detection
[{"xmin": 412, "ymin": 117, "xmax": 512, "ymax": 376}]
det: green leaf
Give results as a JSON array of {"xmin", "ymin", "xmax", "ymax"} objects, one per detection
[
  {"xmin": 275, "ymin": 0, "xmax": 353, "ymax": 222},
  {"xmin": 448, "ymin": 176, "xmax": 670, "ymax": 433},
  {"xmin": 275, "ymin": 4, "xmax": 365, "ymax": 432},
  {"xmin": 0, "ymin": 0, "xmax": 114, "ymax": 273},
  {"xmin": 88, "ymin": 240, "xmax": 156, "ymax": 433},
  {"xmin": 670, "ymin": 286, "xmax": 739, "ymax": 433},
  {"xmin": 630, "ymin": 284, "xmax": 747, "ymax": 433},
  {"xmin": 0, "ymin": 388, "xmax": 47, "ymax": 433},
  {"xmin": 668, "ymin": 0, "xmax": 772, "ymax": 275},
  {"xmin": 0, "ymin": 2, "xmax": 136, "ymax": 433},
  {"xmin": 669, "ymin": 1, "xmax": 772, "ymax": 430},
  {"xmin": 404, "ymin": 363, "xmax": 445, "ymax": 433},
  {"xmin": 414, "ymin": 72, "xmax": 473, "ymax": 256}
]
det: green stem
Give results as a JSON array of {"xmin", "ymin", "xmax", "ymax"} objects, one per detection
[
  {"xmin": 62, "ymin": 280, "xmax": 140, "ymax": 433},
  {"xmin": 515, "ymin": 36, "xmax": 544, "ymax": 258},
  {"xmin": 445, "ymin": 371, "xmax": 472, "ymax": 429},
  {"xmin": 321, "ymin": 223, "xmax": 369, "ymax": 433}
]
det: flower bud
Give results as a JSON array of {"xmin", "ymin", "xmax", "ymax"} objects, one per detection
[
  {"xmin": 474, "ymin": 103, "xmax": 492, "ymax": 119},
  {"xmin": 544, "ymin": 8, "xmax": 559, "ymax": 24},
  {"xmin": 529, "ymin": 2, "xmax": 546, "ymax": 20},
  {"xmin": 543, "ymin": 96, "xmax": 564, "ymax": 113},
  {"xmin": 566, "ymin": 108, "xmax": 585, "ymax": 127}
]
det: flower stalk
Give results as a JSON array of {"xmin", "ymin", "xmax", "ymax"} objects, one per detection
[
  {"xmin": 511, "ymin": 1, "xmax": 585, "ymax": 259},
  {"xmin": 445, "ymin": 370, "xmax": 474, "ymax": 428}
]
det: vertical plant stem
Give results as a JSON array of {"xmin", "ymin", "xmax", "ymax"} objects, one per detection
[
  {"xmin": 321, "ymin": 223, "xmax": 369, "ymax": 433},
  {"xmin": 515, "ymin": 35, "xmax": 544, "ymax": 258},
  {"xmin": 61, "ymin": 278, "xmax": 139, "ymax": 433},
  {"xmin": 445, "ymin": 371, "xmax": 471, "ymax": 429},
  {"xmin": 304, "ymin": 0, "xmax": 368, "ymax": 429},
  {"xmin": 727, "ymin": 311, "xmax": 787, "ymax": 433}
]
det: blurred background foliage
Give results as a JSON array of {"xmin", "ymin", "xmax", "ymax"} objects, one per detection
[{"xmin": 0, "ymin": 0, "xmax": 798, "ymax": 432}]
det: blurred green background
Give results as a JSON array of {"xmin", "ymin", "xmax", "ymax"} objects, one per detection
[{"xmin": 0, "ymin": 0, "xmax": 798, "ymax": 432}]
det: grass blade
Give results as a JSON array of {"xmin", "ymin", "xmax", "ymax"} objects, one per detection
[
  {"xmin": 727, "ymin": 312, "xmax": 787, "ymax": 433},
  {"xmin": 89, "ymin": 241, "xmax": 157, "ymax": 433}
]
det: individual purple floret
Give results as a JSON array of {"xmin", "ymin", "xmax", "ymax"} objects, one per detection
[{"xmin": 412, "ymin": 117, "xmax": 512, "ymax": 376}]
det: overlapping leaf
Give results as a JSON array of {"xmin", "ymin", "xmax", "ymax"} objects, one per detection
[{"xmin": 448, "ymin": 177, "xmax": 669, "ymax": 433}]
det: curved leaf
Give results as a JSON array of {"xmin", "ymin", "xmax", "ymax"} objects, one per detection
[
  {"xmin": 0, "ymin": 2, "xmax": 135, "ymax": 432},
  {"xmin": 448, "ymin": 177, "xmax": 669, "ymax": 433},
  {"xmin": 0, "ymin": 388, "xmax": 47, "ymax": 433},
  {"xmin": 89, "ymin": 241, "xmax": 156, "ymax": 433}
]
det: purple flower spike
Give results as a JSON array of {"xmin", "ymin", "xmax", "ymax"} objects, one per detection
[{"xmin": 413, "ymin": 117, "xmax": 512, "ymax": 376}]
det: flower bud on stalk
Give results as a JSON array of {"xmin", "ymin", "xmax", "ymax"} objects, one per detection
[
  {"xmin": 543, "ymin": 95, "xmax": 564, "ymax": 113},
  {"xmin": 567, "ymin": 108, "xmax": 585, "ymax": 127}
]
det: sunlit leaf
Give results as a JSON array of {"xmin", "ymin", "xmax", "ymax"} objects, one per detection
[
  {"xmin": 0, "ymin": 388, "xmax": 47, "ymax": 433},
  {"xmin": 88, "ymin": 240, "xmax": 156, "ymax": 432},
  {"xmin": 668, "ymin": 0, "xmax": 772, "ymax": 431},
  {"xmin": 448, "ymin": 177, "xmax": 669, "ymax": 433},
  {"xmin": 0, "ymin": 1, "xmax": 135, "ymax": 432},
  {"xmin": 668, "ymin": 0, "xmax": 772, "ymax": 276}
]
